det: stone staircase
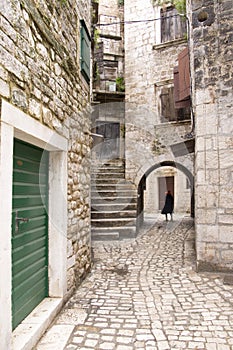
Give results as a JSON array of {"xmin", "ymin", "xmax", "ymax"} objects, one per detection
[{"xmin": 91, "ymin": 159, "xmax": 137, "ymax": 240}]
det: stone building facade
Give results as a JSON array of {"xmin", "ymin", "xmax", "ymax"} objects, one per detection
[
  {"xmin": 0, "ymin": 0, "xmax": 92, "ymax": 348},
  {"xmin": 124, "ymin": 0, "xmax": 233, "ymax": 271},
  {"xmin": 91, "ymin": 0, "xmax": 125, "ymax": 162},
  {"xmin": 188, "ymin": 0, "xmax": 233, "ymax": 272},
  {"xmin": 124, "ymin": 0, "xmax": 194, "ymax": 218}
]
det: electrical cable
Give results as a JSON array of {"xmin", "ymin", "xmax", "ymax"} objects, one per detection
[
  {"xmin": 94, "ymin": 13, "xmax": 186, "ymax": 27},
  {"xmin": 94, "ymin": 11, "xmax": 195, "ymax": 136}
]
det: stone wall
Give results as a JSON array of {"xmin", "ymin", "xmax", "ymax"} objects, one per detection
[
  {"xmin": 125, "ymin": 117, "xmax": 194, "ymax": 186},
  {"xmin": 124, "ymin": 0, "xmax": 193, "ymax": 189},
  {"xmin": 189, "ymin": 0, "xmax": 233, "ymax": 271},
  {"xmin": 0, "ymin": 0, "xmax": 92, "ymax": 289}
]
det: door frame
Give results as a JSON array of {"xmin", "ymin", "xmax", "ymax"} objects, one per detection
[
  {"xmin": 158, "ymin": 176, "xmax": 174, "ymax": 210},
  {"xmin": 0, "ymin": 100, "xmax": 68, "ymax": 348}
]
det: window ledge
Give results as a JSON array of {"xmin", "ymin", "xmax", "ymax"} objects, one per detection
[
  {"xmin": 153, "ymin": 38, "xmax": 187, "ymax": 50},
  {"xmin": 159, "ymin": 119, "xmax": 191, "ymax": 126}
]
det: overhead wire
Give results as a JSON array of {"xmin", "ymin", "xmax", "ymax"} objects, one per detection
[
  {"xmin": 93, "ymin": 12, "xmax": 195, "ymax": 136},
  {"xmin": 94, "ymin": 13, "xmax": 186, "ymax": 27}
]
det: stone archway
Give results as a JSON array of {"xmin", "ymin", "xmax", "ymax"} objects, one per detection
[{"xmin": 137, "ymin": 161, "xmax": 194, "ymax": 229}]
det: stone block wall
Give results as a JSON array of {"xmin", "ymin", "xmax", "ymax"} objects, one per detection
[
  {"xmin": 124, "ymin": 0, "xmax": 193, "ymax": 188},
  {"xmin": 0, "ymin": 0, "xmax": 92, "ymax": 289},
  {"xmin": 125, "ymin": 118, "xmax": 194, "ymax": 186},
  {"xmin": 189, "ymin": 0, "xmax": 233, "ymax": 271}
]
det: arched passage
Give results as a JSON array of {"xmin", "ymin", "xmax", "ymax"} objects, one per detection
[{"xmin": 137, "ymin": 161, "xmax": 194, "ymax": 229}]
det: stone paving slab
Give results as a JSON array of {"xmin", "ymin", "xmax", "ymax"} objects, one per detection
[{"xmin": 35, "ymin": 216, "xmax": 233, "ymax": 350}]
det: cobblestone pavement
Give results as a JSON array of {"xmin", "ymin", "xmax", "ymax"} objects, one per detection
[{"xmin": 36, "ymin": 216, "xmax": 233, "ymax": 350}]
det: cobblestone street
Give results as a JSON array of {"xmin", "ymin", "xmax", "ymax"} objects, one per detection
[{"xmin": 36, "ymin": 216, "xmax": 233, "ymax": 350}]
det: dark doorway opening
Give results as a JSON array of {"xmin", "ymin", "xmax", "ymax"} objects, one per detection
[{"xmin": 158, "ymin": 176, "xmax": 174, "ymax": 210}]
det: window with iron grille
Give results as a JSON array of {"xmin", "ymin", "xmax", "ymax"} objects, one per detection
[
  {"xmin": 161, "ymin": 6, "xmax": 187, "ymax": 43},
  {"xmin": 80, "ymin": 20, "xmax": 91, "ymax": 83}
]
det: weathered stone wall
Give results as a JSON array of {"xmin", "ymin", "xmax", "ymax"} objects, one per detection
[
  {"xmin": 125, "ymin": 115, "xmax": 194, "ymax": 186},
  {"xmin": 0, "ymin": 0, "xmax": 92, "ymax": 289},
  {"xmin": 124, "ymin": 0, "xmax": 193, "ymax": 188},
  {"xmin": 189, "ymin": 0, "xmax": 233, "ymax": 271}
]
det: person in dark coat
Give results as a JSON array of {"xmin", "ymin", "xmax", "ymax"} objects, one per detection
[{"xmin": 161, "ymin": 190, "xmax": 174, "ymax": 221}]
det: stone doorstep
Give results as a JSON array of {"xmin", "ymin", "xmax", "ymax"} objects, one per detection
[
  {"xmin": 92, "ymin": 231, "xmax": 120, "ymax": 240},
  {"xmin": 12, "ymin": 297, "xmax": 64, "ymax": 350},
  {"xmin": 91, "ymin": 226, "xmax": 136, "ymax": 241}
]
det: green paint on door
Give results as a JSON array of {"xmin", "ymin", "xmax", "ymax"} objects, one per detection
[{"xmin": 12, "ymin": 139, "xmax": 49, "ymax": 329}]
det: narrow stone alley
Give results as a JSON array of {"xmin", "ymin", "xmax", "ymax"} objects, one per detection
[{"xmin": 35, "ymin": 216, "xmax": 233, "ymax": 350}]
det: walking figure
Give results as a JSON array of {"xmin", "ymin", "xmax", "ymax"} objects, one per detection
[{"xmin": 161, "ymin": 190, "xmax": 174, "ymax": 221}]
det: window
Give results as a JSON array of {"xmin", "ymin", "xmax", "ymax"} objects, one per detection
[
  {"xmin": 159, "ymin": 85, "xmax": 190, "ymax": 123},
  {"xmin": 80, "ymin": 20, "xmax": 91, "ymax": 83},
  {"xmin": 161, "ymin": 6, "xmax": 186, "ymax": 43}
]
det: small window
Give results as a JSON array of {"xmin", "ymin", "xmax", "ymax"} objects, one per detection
[
  {"xmin": 161, "ymin": 6, "xmax": 186, "ymax": 43},
  {"xmin": 160, "ymin": 85, "xmax": 190, "ymax": 123},
  {"xmin": 80, "ymin": 20, "xmax": 91, "ymax": 83}
]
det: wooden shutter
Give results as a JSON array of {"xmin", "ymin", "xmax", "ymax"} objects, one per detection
[
  {"xmin": 161, "ymin": 6, "xmax": 187, "ymax": 43},
  {"xmin": 81, "ymin": 20, "xmax": 91, "ymax": 83},
  {"xmin": 173, "ymin": 66, "xmax": 181, "ymax": 108},
  {"xmin": 178, "ymin": 47, "xmax": 190, "ymax": 101},
  {"xmin": 174, "ymin": 47, "xmax": 191, "ymax": 109}
]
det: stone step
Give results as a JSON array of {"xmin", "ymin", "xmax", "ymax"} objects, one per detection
[
  {"xmin": 91, "ymin": 196, "xmax": 137, "ymax": 205},
  {"xmin": 91, "ymin": 226, "xmax": 136, "ymax": 241},
  {"xmin": 91, "ymin": 210, "xmax": 137, "ymax": 219},
  {"xmin": 92, "ymin": 178, "xmax": 128, "ymax": 185},
  {"xmin": 92, "ymin": 184, "xmax": 136, "ymax": 191},
  {"xmin": 91, "ymin": 190, "xmax": 137, "ymax": 198},
  {"xmin": 95, "ymin": 171, "xmax": 125, "ymax": 176},
  {"xmin": 91, "ymin": 159, "xmax": 136, "ymax": 241},
  {"xmin": 91, "ymin": 203, "xmax": 137, "ymax": 211},
  {"xmin": 92, "ymin": 165, "xmax": 125, "ymax": 171},
  {"xmin": 92, "ymin": 217, "xmax": 136, "ymax": 227},
  {"xmin": 92, "ymin": 173, "xmax": 125, "ymax": 179},
  {"xmin": 92, "ymin": 230, "xmax": 120, "ymax": 241},
  {"xmin": 93, "ymin": 159, "xmax": 125, "ymax": 167}
]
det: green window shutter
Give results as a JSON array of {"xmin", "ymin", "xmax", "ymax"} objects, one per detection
[{"xmin": 80, "ymin": 20, "xmax": 91, "ymax": 83}]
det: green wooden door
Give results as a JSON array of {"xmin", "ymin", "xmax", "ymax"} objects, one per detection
[{"xmin": 12, "ymin": 139, "xmax": 49, "ymax": 329}]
